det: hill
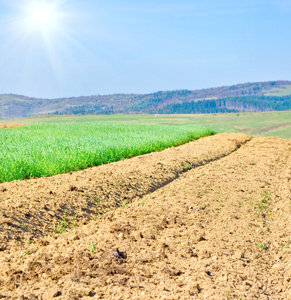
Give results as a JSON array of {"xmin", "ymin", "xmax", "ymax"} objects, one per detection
[{"xmin": 1, "ymin": 80, "xmax": 291, "ymax": 119}]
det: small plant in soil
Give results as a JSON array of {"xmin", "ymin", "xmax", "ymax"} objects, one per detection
[
  {"xmin": 256, "ymin": 243, "xmax": 268, "ymax": 250},
  {"xmin": 254, "ymin": 190, "xmax": 271, "ymax": 215},
  {"xmin": 93, "ymin": 199, "xmax": 102, "ymax": 205},
  {"xmin": 95, "ymin": 212, "xmax": 103, "ymax": 219},
  {"xmin": 55, "ymin": 212, "xmax": 68, "ymax": 233},
  {"xmin": 72, "ymin": 214, "xmax": 79, "ymax": 227},
  {"xmin": 261, "ymin": 190, "xmax": 270, "ymax": 200},
  {"xmin": 90, "ymin": 241, "xmax": 96, "ymax": 252},
  {"xmin": 21, "ymin": 251, "xmax": 30, "ymax": 259}
]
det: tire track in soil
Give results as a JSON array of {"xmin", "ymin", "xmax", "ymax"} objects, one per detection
[
  {"xmin": 0, "ymin": 135, "xmax": 290, "ymax": 299},
  {"xmin": 255, "ymin": 122, "xmax": 291, "ymax": 135},
  {"xmin": 0, "ymin": 133, "xmax": 251, "ymax": 250}
]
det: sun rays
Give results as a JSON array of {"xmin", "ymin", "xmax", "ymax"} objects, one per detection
[
  {"xmin": 28, "ymin": 4, "xmax": 56, "ymax": 28},
  {"xmin": 23, "ymin": 1, "xmax": 61, "ymax": 34},
  {"xmin": 0, "ymin": 0, "xmax": 88, "ymax": 95}
]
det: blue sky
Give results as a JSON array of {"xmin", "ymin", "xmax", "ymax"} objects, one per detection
[{"xmin": 0, "ymin": 0, "xmax": 290, "ymax": 98}]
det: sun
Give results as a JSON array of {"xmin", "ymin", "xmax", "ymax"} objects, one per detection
[
  {"xmin": 30, "ymin": 5, "xmax": 54, "ymax": 26},
  {"xmin": 24, "ymin": 2, "xmax": 59, "ymax": 32}
]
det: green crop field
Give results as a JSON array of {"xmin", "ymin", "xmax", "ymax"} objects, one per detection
[
  {"xmin": 1, "ymin": 110, "xmax": 290, "ymax": 182},
  {"xmin": 0, "ymin": 122, "xmax": 214, "ymax": 183},
  {"xmin": 7, "ymin": 110, "xmax": 288, "ymax": 138}
]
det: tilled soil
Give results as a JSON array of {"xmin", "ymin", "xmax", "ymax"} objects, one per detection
[
  {"xmin": 0, "ymin": 133, "xmax": 250, "ymax": 250},
  {"xmin": 0, "ymin": 133, "xmax": 290, "ymax": 299}
]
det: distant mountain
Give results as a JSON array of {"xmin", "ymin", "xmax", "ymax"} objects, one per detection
[{"xmin": 1, "ymin": 80, "xmax": 291, "ymax": 119}]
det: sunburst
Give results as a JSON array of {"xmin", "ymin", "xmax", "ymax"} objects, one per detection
[{"xmin": 24, "ymin": 2, "xmax": 60, "ymax": 32}]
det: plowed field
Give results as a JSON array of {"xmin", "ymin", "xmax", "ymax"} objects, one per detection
[{"xmin": 0, "ymin": 133, "xmax": 290, "ymax": 299}]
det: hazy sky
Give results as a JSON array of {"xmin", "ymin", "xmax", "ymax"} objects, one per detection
[{"xmin": 0, "ymin": 0, "xmax": 290, "ymax": 98}]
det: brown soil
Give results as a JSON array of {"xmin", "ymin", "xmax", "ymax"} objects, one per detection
[
  {"xmin": 0, "ymin": 133, "xmax": 290, "ymax": 299},
  {"xmin": 0, "ymin": 133, "xmax": 250, "ymax": 250},
  {"xmin": 0, "ymin": 124, "xmax": 27, "ymax": 129}
]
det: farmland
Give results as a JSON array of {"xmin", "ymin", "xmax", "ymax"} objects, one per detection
[
  {"xmin": 0, "ymin": 133, "xmax": 290, "ymax": 299},
  {"xmin": 1, "ymin": 110, "xmax": 290, "ymax": 138},
  {"xmin": 0, "ymin": 122, "xmax": 214, "ymax": 182},
  {"xmin": 0, "ymin": 112, "xmax": 290, "ymax": 298},
  {"xmin": 1, "ymin": 110, "xmax": 291, "ymax": 182}
]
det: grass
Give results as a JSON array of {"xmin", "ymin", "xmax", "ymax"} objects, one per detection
[
  {"xmin": 262, "ymin": 125, "xmax": 291, "ymax": 139},
  {"xmin": 2, "ymin": 110, "xmax": 290, "ymax": 138},
  {"xmin": 72, "ymin": 214, "xmax": 79, "ymax": 227},
  {"xmin": 1, "ymin": 110, "xmax": 290, "ymax": 182},
  {"xmin": 0, "ymin": 122, "xmax": 214, "ymax": 183},
  {"xmin": 263, "ymin": 84, "xmax": 291, "ymax": 96}
]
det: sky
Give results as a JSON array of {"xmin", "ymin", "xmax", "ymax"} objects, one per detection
[{"xmin": 0, "ymin": 0, "xmax": 290, "ymax": 98}]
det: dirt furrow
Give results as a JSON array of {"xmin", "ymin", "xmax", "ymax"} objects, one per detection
[
  {"xmin": 0, "ymin": 135, "xmax": 290, "ymax": 299},
  {"xmin": 0, "ymin": 133, "xmax": 250, "ymax": 250}
]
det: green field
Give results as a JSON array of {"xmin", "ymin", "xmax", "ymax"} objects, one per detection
[
  {"xmin": 264, "ymin": 84, "xmax": 291, "ymax": 96},
  {"xmin": 1, "ymin": 111, "xmax": 290, "ymax": 182},
  {"xmin": 3, "ymin": 110, "xmax": 289, "ymax": 138},
  {"xmin": 0, "ymin": 122, "xmax": 214, "ymax": 183}
]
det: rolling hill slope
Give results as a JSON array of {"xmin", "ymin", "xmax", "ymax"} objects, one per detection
[{"xmin": 1, "ymin": 80, "xmax": 291, "ymax": 119}]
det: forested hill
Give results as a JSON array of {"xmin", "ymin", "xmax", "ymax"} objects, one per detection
[
  {"xmin": 1, "ymin": 80, "xmax": 291, "ymax": 119},
  {"xmin": 156, "ymin": 95, "xmax": 291, "ymax": 114}
]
